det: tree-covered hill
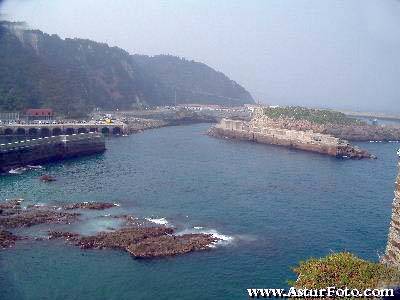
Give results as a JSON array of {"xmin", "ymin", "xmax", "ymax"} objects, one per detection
[
  {"xmin": 132, "ymin": 54, "xmax": 254, "ymax": 106},
  {"xmin": 0, "ymin": 22, "xmax": 254, "ymax": 116}
]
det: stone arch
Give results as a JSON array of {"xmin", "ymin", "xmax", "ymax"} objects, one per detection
[
  {"xmin": 4, "ymin": 128, "xmax": 13, "ymax": 135},
  {"xmin": 112, "ymin": 127, "xmax": 122, "ymax": 135},
  {"xmin": 28, "ymin": 128, "xmax": 39, "ymax": 136},
  {"xmin": 40, "ymin": 127, "xmax": 51, "ymax": 137},
  {"xmin": 52, "ymin": 128, "xmax": 62, "ymax": 136},
  {"xmin": 77, "ymin": 127, "xmax": 87, "ymax": 134},
  {"xmin": 16, "ymin": 128, "xmax": 26, "ymax": 135},
  {"xmin": 65, "ymin": 128, "xmax": 75, "ymax": 135},
  {"xmin": 101, "ymin": 127, "xmax": 110, "ymax": 135}
]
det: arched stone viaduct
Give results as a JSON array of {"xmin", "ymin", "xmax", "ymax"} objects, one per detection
[{"xmin": 0, "ymin": 123, "xmax": 126, "ymax": 136}]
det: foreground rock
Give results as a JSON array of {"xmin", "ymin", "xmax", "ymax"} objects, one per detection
[
  {"xmin": 0, "ymin": 230, "xmax": 20, "ymax": 248},
  {"xmin": 63, "ymin": 202, "xmax": 117, "ymax": 210},
  {"xmin": 49, "ymin": 227, "xmax": 218, "ymax": 258}
]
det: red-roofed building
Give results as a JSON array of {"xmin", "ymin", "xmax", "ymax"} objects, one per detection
[{"xmin": 26, "ymin": 108, "xmax": 54, "ymax": 121}]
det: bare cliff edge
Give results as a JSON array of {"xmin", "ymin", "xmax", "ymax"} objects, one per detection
[
  {"xmin": 208, "ymin": 117, "xmax": 374, "ymax": 159},
  {"xmin": 382, "ymin": 163, "xmax": 400, "ymax": 266}
]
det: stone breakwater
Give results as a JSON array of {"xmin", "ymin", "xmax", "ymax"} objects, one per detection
[
  {"xmin": 382, "ymin": 163, "xmax": 400, "ymax": 267},
  {"xmin": 0, "ymin": 199, "xmax": 219, "ymax": 258},
  {"xmin": 209, "ymin": 119, "xmax": 374, "ymax": 159}
]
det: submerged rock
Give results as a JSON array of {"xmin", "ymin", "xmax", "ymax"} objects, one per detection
[
  {"xmin": 49, "ymin": 226, "xmax": 219, "ymax": 258},
  {"xmin": 0, "ymin": 210, "xmax": 79, "ymax": 228},
  {"xmin": 40, "ymin": 175, "xmax": 56, "ymax": 182},
  {"xmin": 63, "ymin": 202, "xmax": 117, "ymax": 210},
  {"xmin": 0, "ymin": 230, "xmax": 20, "ymax": 248}
]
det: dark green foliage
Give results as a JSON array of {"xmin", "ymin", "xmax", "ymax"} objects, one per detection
[
  {"xmin": 263, "ymin": 106, "xmax": 364, "ymax": 125},
  {"xmin": 0, "ymin": 22, "xmax": 254, "ymax": 116}
]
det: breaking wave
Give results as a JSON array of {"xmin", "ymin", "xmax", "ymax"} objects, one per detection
[
  {"xmin": 145, "ymin": 217, "xmax": 169, "ymax": 225},
  {"xmin": 178, "ymin": 227, "xmax": 234, "ymax": 247}
]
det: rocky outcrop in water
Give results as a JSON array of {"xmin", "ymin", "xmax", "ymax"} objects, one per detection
[
  {"xmin": 49, "ymin": 227, "xmax": 218, "ymax": 258},
  {"xmin": 382, "ymin": 162, "xmax": 400, "ymax": 267},
  {"xmin": 0, "ymin": 199, "xmax": 220, "ymax": 258},
  {"xmin": 126, "ymin": 233, "xmax": 217, "ymax": 258}
]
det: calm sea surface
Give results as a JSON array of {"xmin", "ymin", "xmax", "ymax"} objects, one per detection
[{"xmin": 0, "ymin": 123, "xmax": 399, "ymax": 300}]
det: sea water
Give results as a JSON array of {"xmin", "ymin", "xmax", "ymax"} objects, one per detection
[{"xmin": 0, "ymin": 123, "xmax": 399, "ymax": 299}]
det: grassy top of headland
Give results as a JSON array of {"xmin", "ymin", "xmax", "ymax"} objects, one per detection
[
  {"xmin": 291, "ymin": 252, "xmax": 400, "ymax": 290},
  {"xmin": 263, "ymin": 106, "xmax": 365, "ymax": 125}
]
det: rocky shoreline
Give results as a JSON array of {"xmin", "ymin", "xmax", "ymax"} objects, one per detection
[{"xmin": 0, "ymin": 200, "xmax": 220, "ymax": 257}]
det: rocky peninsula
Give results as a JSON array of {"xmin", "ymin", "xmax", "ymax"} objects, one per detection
[
  {"xmin": 209, "ymin": 107, "xmax": 376, "ymax": 159},
  {"xmin": 259, "ymin": 106, "xmax": 400, "ymax": 142},
  {"xmin": 0, "ymin": 200, "xmax": 219, "ymax": 257}
]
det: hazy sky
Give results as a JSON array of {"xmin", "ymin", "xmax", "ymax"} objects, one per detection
[{"xmin": 1, "ymin": 0, "xmax": 400, "ymax": 113}]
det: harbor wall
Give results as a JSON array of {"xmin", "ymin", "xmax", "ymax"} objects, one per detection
[
  {"xmin": 382, "ymin": 163, "xmax": 400, "ymax": 267},
  {"xmin": 0, "ymin": 133, "xmax": 105, "ymax": 172}
]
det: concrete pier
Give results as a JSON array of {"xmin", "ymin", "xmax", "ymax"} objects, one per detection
[{"xmin": 0, "ymin": 133, "xmax": 105, "ymax": 172}]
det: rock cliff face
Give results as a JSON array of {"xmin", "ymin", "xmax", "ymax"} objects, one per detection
[{"xmin": 382, "ymin": 163, "xmax": 400, "ymax": 267}]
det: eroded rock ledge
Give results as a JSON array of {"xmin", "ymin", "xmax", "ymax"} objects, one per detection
[{"xmin": 0, "ymin": 199, "xmax": 219, "ymax": 257}]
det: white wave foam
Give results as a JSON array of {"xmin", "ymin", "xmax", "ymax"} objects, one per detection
[
  {"xmin": 178, "ymin": 228, "xmax": 234, "ymax": 247},
  {"xmin": 8, "ymin": 167, "xmax": 27, "ymax": 174},
  {"xmin": 145, "ymin": 217, "xmax": 169, "ymax": 225}
]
